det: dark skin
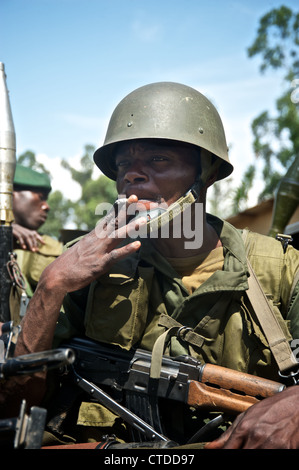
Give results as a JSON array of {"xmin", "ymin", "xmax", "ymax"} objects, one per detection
[
  {"xmin": 12, "ymin": 188, "xmax": 50, "ymax": 251},
  {"xmin": 115, "ymin": 140, "xmax": 221, "ymax": 257},
  {"xmin": 3, "ymin": 140, "xmax": 299, "ymax": 447},
  {"xmin": 205, "ymin": 386, "xmax": 299, "ymax": 449}
]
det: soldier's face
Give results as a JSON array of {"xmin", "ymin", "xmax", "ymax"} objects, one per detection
[
  {"xmin": 13, "ymin": 189, "xmax": 50, "ymax": 230},
  {"xmin": 115, "ymin": 140, "xmax": 200, "ymax": 206}
]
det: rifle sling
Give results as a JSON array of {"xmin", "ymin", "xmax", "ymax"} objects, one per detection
[
  {"xmin": 150, "ymin": 317, "xmax": 205, "ymax": 379},
  {"xmin": 245, "ymin": 257, "xmax": 297, "ymax": 374}
]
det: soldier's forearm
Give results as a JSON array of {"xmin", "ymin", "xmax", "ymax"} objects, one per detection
[
  {"xmin": 14, "ymin": 267, "xmax": 66, "ymax": 357},
  {"xmin": 0, "ymin": 267, "xmax": 66, "ymax": 413}
]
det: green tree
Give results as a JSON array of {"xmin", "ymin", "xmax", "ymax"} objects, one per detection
[
  {"xmin": 73, "ymin": 175, "xmax": 117, "ymax": 230},
  {"xmin": 207, "ymin": 177, "xmax": 235, "ymax": 218},
  {"xmin": 233, "ymin": 5, "xmax": 299, "ymax": 208},
  {"xmin": 231, "ymin": 165, "xmax": 256, "ymax": 214},
  {"xmin": 247, "ymin": 6, "xmax": 299, "ymax": 75},
  {"xmin": 61, "ymin": 144, "xmax": 94, "ymax": 187},
  {"xmin": 41, "ymin": 190, "xmax": 74, "ymax": 239},
  {"xmin": 60, "ymin": 144, "xmax": 118, "ymax": 230}
]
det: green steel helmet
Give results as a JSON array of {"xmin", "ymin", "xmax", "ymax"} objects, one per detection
[{"xmin": 93, "ymin": 81, "xmax": 233, "ymax": 182}]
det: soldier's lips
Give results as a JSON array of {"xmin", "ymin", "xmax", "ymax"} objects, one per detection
[{"xmin": 115, "ymin": 197, "xmax": 168, "ymax": 223}]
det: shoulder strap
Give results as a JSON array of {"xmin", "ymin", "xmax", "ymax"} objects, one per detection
[
  {"xmin": 246, "ymin": 257, "xmax": 297, "ymax": 373},
  {"xmin": 242, "ymin": 230, "xmax": 297, "ymax": 374}
]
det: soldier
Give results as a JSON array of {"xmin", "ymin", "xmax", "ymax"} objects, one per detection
[
  {"xmin": 6, "ymin": 82, "xmax": 299, "ymax": 448},
  {"xmin": 10, "ymin": 164, "xmax": 63, "ymax": 323},
  {"xmin": 13, "ymin": 164, "xmax": 51, "ymax": 252}
]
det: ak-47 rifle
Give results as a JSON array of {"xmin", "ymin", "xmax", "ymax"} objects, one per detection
[
  {"xmin": 54, "ymin": 337, "xmax": 285, "ymax": 444},
  {"xmin": 0, "ymin": 62, "xmax": 17, "ymax": 323}
]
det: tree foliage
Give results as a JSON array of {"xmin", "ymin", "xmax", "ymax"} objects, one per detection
[
  {"xmin": 247, "ymin": 6, "xmax": 299, "ymax": 75},
  {"xmin": 71, "ymin": 174, "xmax": 117, "ymax": 230},
  {"xmin": 41, "ymin": 190, "xmax": 74, "ymax": 239},
  {"xmin": 17, "ymin": 150, "xmax": 50, "ymax": 176},
  {"xmin": 233, "ymin": 5, "xmax": 299, "ymax": 209},
  {"xmin": 61, "ymin": 144, "xmax": 94, "ymax": 187},
  {"xmin": 250, "ymin": 6, "xmax": 299, "ymax": 201},
  {"xmin": 60, "ymin": 144, "xmax": 117, "ymax": 231}
]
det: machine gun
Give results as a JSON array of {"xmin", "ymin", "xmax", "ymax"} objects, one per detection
[
  {"xmin": 0, "ymin": 346, "xmax": 75, "ymax": 449},
  {"xmin": 0, "ymin": 322, "xmax": 75, "ymax": 448},
  {"xmin": 0, "ymin": 347, "xmax": 75, "ymax": 448},
  {"xmin": 54, "ymin": 337, "xmax": 285, "ymax": 444},
  {"xmin": 0, "ymin": 347, "xmax": 75, "ymax": 380}
]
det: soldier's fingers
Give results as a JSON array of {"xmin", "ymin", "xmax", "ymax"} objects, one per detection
[
  {"xmin": 105, "ymin": 240, "xmax": 142, "ymax": 266},
  {"xmin": 109, "ymin": 216, "xmax": 148, "ymax": 241},
  {"xmin": 113, "ymin": 195, "xmax": 139, "ymax": 228},
  {"xmin": 95, "ymin": 195, "xmax": 139, "ymax": 237},
  {"xmin": 18, "ymin": 238, "xmax": 27, "ymax": 250}
]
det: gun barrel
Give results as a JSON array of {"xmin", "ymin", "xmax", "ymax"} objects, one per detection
[{"xmin": 0, "ymin": 348, "xmax": 75, "ymax": 378}]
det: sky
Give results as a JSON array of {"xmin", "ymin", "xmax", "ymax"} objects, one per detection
[{"xmin": 1, "ymin": 0, "xmax": 298, "ymax": 210}]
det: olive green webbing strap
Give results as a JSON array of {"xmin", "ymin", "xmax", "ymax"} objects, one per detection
[
  {"xmin": 150, "ymin": 327, "xmax": 179, "ymax": 379},
  {"xmin": 242, "ymin": 230, "xmax": 297, "ymax": 374},
  {"xmin": 246, "ymin": 259, "xmax": 297, "ymax": 373},
  {"xmin": 147, "ymin": 184, "xmax": 199, "ymax": 235},
  {"xmin": 149, "ymin": 314, "xmax": 205, "ymax": 379}
]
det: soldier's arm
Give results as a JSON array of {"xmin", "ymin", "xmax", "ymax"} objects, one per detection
[
  {"xmin": 0, "ymin": 197, "xmax": 145, "ymax": 413},
  {"xmin": 14, "ymin": 198, "xmax": 146, "ymax": 358}
]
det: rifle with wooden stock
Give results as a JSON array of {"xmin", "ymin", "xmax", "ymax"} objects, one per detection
[{"xmin": 58, "ymin": 337, "xmax": 285, "ymax": 443}]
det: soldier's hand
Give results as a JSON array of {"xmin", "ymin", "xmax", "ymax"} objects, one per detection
[
  {"xmin": 12, "ymin": 223, "xmax": 45, "ymax": 252},
  {"xmin": 205, "ymin": 386, "xmax": 299, "ymax": 449},
  {"xmin": 42, "ymin": 195, "xmax": 147, "ymax": 294}
]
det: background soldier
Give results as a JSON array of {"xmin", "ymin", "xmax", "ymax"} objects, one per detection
[{"xmin": 10, "ymin": 164, "xmax": 63, "ymax": 324}]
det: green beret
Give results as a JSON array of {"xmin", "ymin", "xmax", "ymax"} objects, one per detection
[{"xmin": 14, "ymin": 164, "xmax": 52, "ymax": 191}]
